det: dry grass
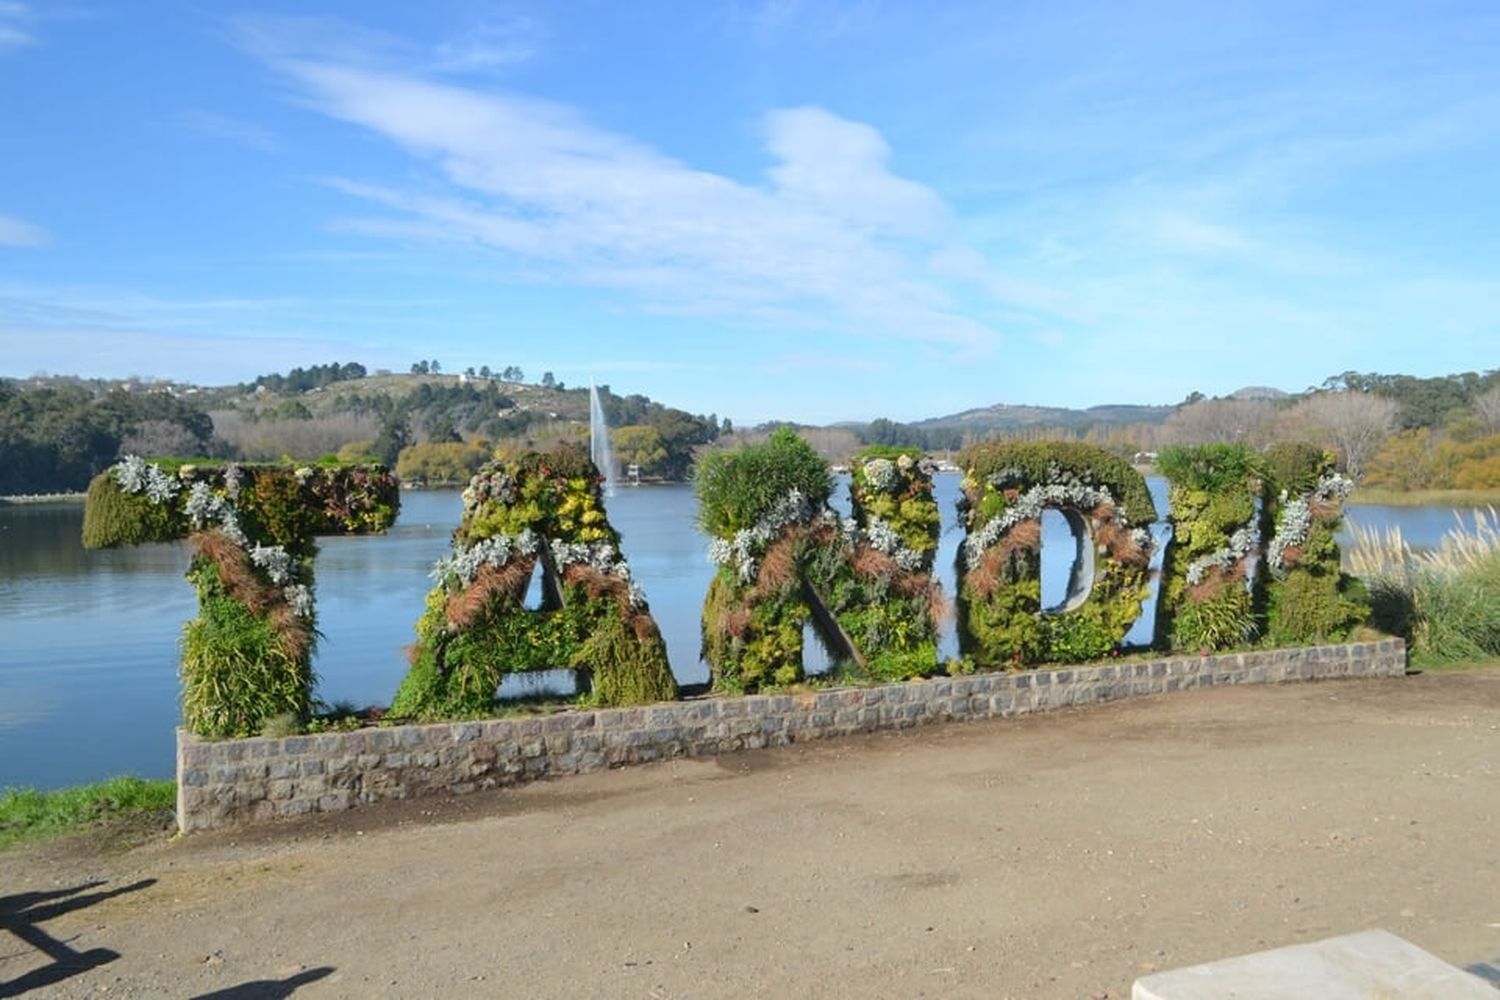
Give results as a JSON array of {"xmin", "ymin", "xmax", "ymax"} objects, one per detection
[
  {"xmin": 966, "ymin": 519, "xmax": 1041, "ymax": 598},
  {"xmin": 446, "ymin": 559, "xmax": 535, "ymax": 628},
  {"xmin": 1349, "ymin": 507, "xmax": 1500, "ymax": 581},
  {"xmin": 1092, "ymin": 510, "xmax": 1149, "ymax": 566},
  {"xmin": 561, "ymin": 563, "xmax": 659, "ymax": 637},
  {"xmin": 755, "ymin": 536, "xmax": 800, "ymax": 595},
  {"xmin": 192, "ymin": 530, "xmax": 312, "ymax": 664},
  {"xmin": 926, "ymin": 582, "xmax": 952, "ymax": 627},
  {"xmin": 1350, "ymin": 508, "xmax": 1500, "ymax": 663},
  {"xmin": 851, "ymin": 545, "xmax": 898, "ymax": 580},
  {"xmin": 722, "ymin": 605, "xmax": 751, "ymax": 639}
]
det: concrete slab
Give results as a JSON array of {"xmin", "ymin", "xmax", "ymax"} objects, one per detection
[{"xmin": 1133, "ymin": 929, "xmax": 1495, "ymax": 999}]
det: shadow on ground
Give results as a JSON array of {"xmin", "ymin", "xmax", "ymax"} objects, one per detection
[
  {"xmin": 1466, "ymin": 958, "xmax": 1500, "ymax": 987},
  {"xmin": 0, "ymin": 879, "xmax": 155, "ymax": 998},
  {"xmin": 190, "ymin": 966, "xmax": 336, "ymax": 999}
]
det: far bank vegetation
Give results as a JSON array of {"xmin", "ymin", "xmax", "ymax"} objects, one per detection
[{"xmin": 4, "ymin": 365, "xmax": 1498, "ymax": 497}]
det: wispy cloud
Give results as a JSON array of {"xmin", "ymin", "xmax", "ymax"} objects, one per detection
[
  {"xmin": 179, "ymin": 110, "xmax": 281, "ymax": 152},
  {"xmin": 0, "ymin": 284, "xmax": 302, "ymax": 331},
  {"xmin": 236, "ymin": 17, "xmax": 1030, "ymax": 355},
  {"xmin": 430, "ymin": 18, "xmax": 543, "ymax": 75},
  {"xmin": 0, "ymin": 282, "xmax": 439, "ymax": 381},
  {"xmin": 0, "ymin": 2, "xmax": 36, "ymax": 52},
  {"xmin": 756, "ymin": 351, "xmax": 892, "ymax": 376},
  {"xmin": 0, "ymin": 213, "xmax": 50, "ymax": 246}
]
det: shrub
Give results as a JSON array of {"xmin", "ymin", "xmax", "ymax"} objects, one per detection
[{"xmin": 696, "ymin": 428, "xmax": 832, "ymax": 537}]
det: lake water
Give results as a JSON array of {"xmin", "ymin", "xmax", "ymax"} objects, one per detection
[{"xmin": 1, "ymin": 479, "xmax": 1488, "ymax": 789}]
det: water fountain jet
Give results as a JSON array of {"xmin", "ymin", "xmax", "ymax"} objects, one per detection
[{"xmin": 589, "ymin": 380, "xmax": 616, "ymax": 497}]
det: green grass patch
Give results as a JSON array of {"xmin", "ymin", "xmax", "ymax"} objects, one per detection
[
  {"xmin": 1351, "ymin": 487, "xmax": 1500, "ymax": 507},
  {"xmin": 0, "ymin": 776, "xmax": 176, "ymax": 850}
]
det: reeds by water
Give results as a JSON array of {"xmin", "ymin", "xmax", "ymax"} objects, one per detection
[{"xmin": 1349, "ymin": 508, "xmax": 1500, "ymax": 663}]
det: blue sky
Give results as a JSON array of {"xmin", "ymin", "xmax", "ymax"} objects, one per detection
[{"xmin": 2, "ymin": 2, "xmax": 1497, "ymax": 424}]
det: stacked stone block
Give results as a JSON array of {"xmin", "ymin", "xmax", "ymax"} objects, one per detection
[{"xmin": 178, "ymin": 638, "xmax": 1406, "ymax": 832}]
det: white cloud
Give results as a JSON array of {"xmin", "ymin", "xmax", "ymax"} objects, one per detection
[
  {"xmin": 0, "ymin": 282, "xmax": 444, "ymax": 382},
  {"xmin": 0, "ymin": 213, "xmax": 50, "ymax": 246},
  {"xmin": 0, "ymin": 2, "xmax": 35, "ymax": 52},
  {"xmin": 180, "ymin": 110, "xmax": 281, "ymax": 153},
  {"xmin": 1143, "ymin": 211, "xmax": 1255, "ymax": 257},
  {"xmin": 245, "ymin": 35, "xmax": 1020, "ymax": 354},
  {"xmin": 430, "ymin": 18, "xmax": 542, "ymax": 74}
]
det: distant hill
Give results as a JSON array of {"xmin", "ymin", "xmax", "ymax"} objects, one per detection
[
  {"xmin": 912, "ymin": 401, "xmax": 1174, "ymax": 434},
  {"xmin": 1227, "ymin": 386, "xmax": 1290, "ymax": 401},
  {"xmin": 0, "ymin": 368, "xmax": 722, "ymax": 494}
]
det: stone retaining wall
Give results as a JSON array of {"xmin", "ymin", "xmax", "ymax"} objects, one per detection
[{"xmin": 177, "ymin": 639, "xmax": 1407, "ymax": 833}]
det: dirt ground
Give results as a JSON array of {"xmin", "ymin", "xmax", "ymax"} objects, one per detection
[{"xmin": 4, "ymin": 669, "xmax": 1500, "ymax": 999}]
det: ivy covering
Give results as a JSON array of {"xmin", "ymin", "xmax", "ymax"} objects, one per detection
[
  {"xmin": 955, "ymin": 441, "xmax": 1157, "ymax": 666},
  {"xmin": 1262, "ymin": 442, "xmax": 1369, "ymax": 644},
  {"xmin": 82, "ymin": 458, "xmax": 400, "ymax": 736},
  {"xmin": 1153, "ymin": 444, "xmax": 1263, "ymax": 651},
  {"xmin": 392, "ymin": 445, "xmax": 677, "ymax": 718}
]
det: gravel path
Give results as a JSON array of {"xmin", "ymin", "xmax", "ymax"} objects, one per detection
[{"xmin": 4, "ymin": 668, "xmax": 1499, "ymax": 999}]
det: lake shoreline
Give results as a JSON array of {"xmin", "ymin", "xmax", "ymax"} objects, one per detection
[
  {"xmin": 1351, "ymin": 487, "xmax": 1500, "ymax": 507},
  {"xmin": 0, "ymin": 492, "xmax": 87, "ymax": 504}
]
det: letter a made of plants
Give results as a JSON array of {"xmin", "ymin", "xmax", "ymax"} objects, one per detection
[{"xmin": 391, "ymin": 445, "xmax": 678, "ymax": 718}]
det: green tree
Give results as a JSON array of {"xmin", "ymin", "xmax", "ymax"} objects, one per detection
[
  {"xmin": 1365, "ymin": 429, "xmax": 1447, "ymax": 491},
  {"xmin": 372, "ymin": 415, "xmax": 410, "ymax": 467},
  {"xmin": 396, "ymin": 439, "xmax": 492, "ymax": 484},
  {"xmin": 426, "ymin": 415, "xmax": 462, "ymax": 443},
  {"xmin": 613, "ymin": 425, "xmax": 667, "ymax": 476}
]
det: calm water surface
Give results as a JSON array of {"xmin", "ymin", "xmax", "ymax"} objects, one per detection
[{"xmin": 0, "ymin": 479, "xmax": 1483, "ymax": 788}]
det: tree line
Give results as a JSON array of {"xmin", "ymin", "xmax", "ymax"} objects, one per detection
[
  {"xmin": 0, "ymin": 381, "xmax": 215, "ymax": 494},
  {"xmin": 8, "ymin": 365, "xmax": 1499, "ymax": 497},
  {"xmin": 248, "ymin": 362, "xmax": 367, "ymax": 395}
]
